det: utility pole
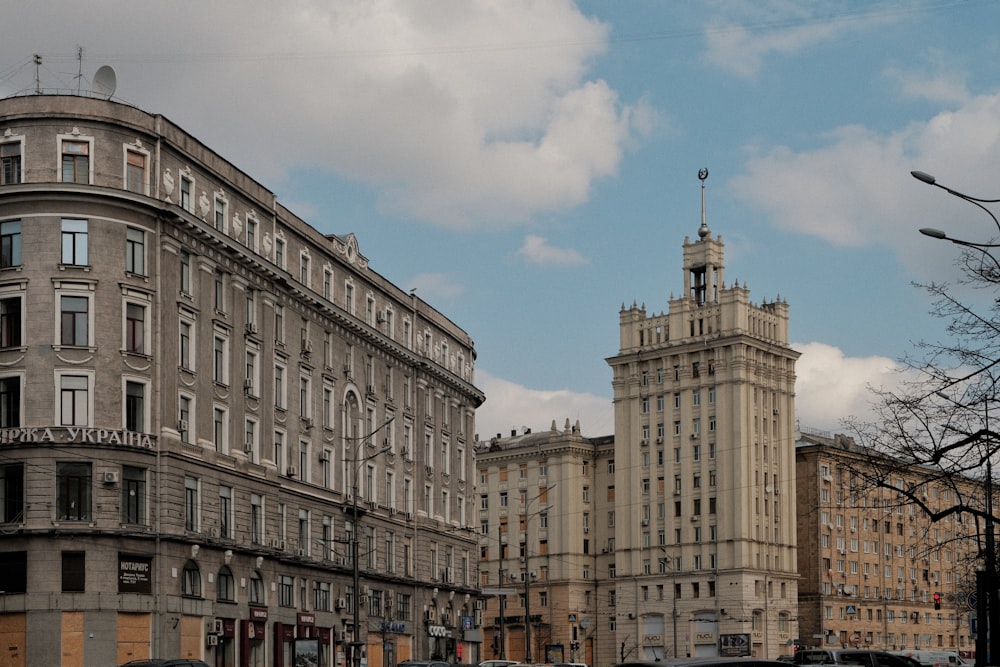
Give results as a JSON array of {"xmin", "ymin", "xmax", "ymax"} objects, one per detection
[{"xmin": 499, "ymin": 523, "xmax": 506, "ymax": 660}]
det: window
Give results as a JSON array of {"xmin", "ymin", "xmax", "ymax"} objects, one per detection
[
  {"xmin": 60, "ymin": 295, "xmax": 89, "ymax": 346},
  {"xmin": 0, "ymin": 142, "xmax": 21, "ymax": 184},
  {"xmin": 61, "ymin": 219, "xmax": 88, "ymax": 265},
  {"xmin": 250, "ymin": 493, "xmax": 264, "ymax": 544},
  {"xmin": 179, "ymin": 318, "xmax": 193, "ymax": 370},
  {"xmin": 59, "ymin": 375, "xmax": 89, "ymax": 426},
  {"xmin": 246, "ymin": 215, "xmax": 257, "ymax": 251},
  {"xmin": 61, "ymin": 139, "xmax": 90, "ymax": 184},
  {"xmin": 0, "ymin": 296, "xmax": 20, "ymax": 351},
  {"xmin": 214, "ymin": 270, "xmax": 225, "ymax": 312},
  {"xmin": 0, "ymin": 220, "xmax": 21, "ymax": 268},
  {"xmin": 213, "ymin": 335, "xmax": 228, "ymax": 384},
  {"xmin": 180, "ymin": 251, "xmax": 191, "ymax": 294},
  {"xmin": 184, "ymin": 476, "xmax": 200, "ymax": 531},
  {"xmin": 299, "ymin": 252, "xmax": 311, "ymax": 286},
  {"xmin": 62, "ymin": 551, "xmax": 86, "ymax": 592},
  {"xmin": 279, "ymin": 575, "xmax": 294, "ymax": 606},
  {"xmin": 124, "ymin": 380, "xmax": 145, "ymax": 432},
  {"xmin": 179, "ymin": 173, "xmax": 193, "ymax": 212},
  {"xmin": 219, "ymin": 486, "xmax": 233, "ymax": 539},
  {"xmin": 274, "ymin": 234, "xmax": 286, "ymax": 268},
  {"xmin": 217, "ymin": 566, "xmax": 235, "ymax": 602},
  {"xmin": 122, "ymin": 465, "xmax": 146, "ymax": 525},
  {"xmin": 213, "ymin": 406, "xmax": 227, "ymax": 453},
  {"xmin": 126, "ymin": 150, "xmax": 147, "ymax": 194},
  {"xmin": 178, "ymin": 394, "xmax": 193, "ymax": 443},
  {"xmin": 274, "ymin": 363, "xmax": 286, "ymax": 409},
  {"xmin": 57, "ymin": 461, "xmax": 91, "ymax": 521},
  {"xmin": 0, "ymin": 376, "xmax": 19, "ymax": 429},
  {"xmin": 125, "ymin": 303, "xmax": 145, "ymax": 354},
  {"xmin": 182, "ymin": 560, "xmax": 201, "ymax": 597},
  {"xmin": 214, "ymin": 195, "xmax": 226, "ymax": 232},
  {"xmin": 0, "ymin": 463, "xmax": 24, "ymax": 523},
  {"xmin": 314, "ymin": 580, "xmax": 331, "ymax": 611}
]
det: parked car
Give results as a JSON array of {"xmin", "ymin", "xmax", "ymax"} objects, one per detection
[
  {"xmin": 120, "ymin": 660, "xmax": 211, "ymax": 667},
  {"xmin": 792, "ymin": 650, "xmax": 921, "ymax": 667},
  {"xmin": 891, "ymin": 652, "xmax": 968, "ymax": 667},
  {"xmin": 397, "ymin": 661, "xmax": 450, "ymax": 667},
  {"xmin": 480, "ymin": 661, "xmax": 524, "ymax": 667},
  {"xmin": 616, "ymin": 660, "xmax": 790, "ymax": 667}
]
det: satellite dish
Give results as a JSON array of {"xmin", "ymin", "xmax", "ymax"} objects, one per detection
[{"xmin": 92, "ymin": 65, "xmax": 117, "ymax": 100}]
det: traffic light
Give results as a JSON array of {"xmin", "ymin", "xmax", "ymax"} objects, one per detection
[{"xmin": 933, "ymin": 592, "xmax": 941, "ymax": 610}]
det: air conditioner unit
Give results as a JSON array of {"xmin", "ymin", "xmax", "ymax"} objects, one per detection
[
  {"xmin": 214, "ymin": 619, "xmax": 224, "ymax": 634},
  {"xmin": 286, "ymin": 465, "xmax": 297, "ymax": 477},
  {"xmin": 366, "ymin": 385, "xmax": 376, "ymax": 395},
  {"xmin": 303, "ymin": 418, "xmax": 313, "ymax": 429},
  {"xmin": 656, "ymin": 437, "xmax": 663, "ymax": 444},
  {"xmin": 336, "ymin": 597, "xmax": 347, "ymax": 610},
  {"xmin": 103, "ymin": 471, "xmax": 119, "ymax": 484},
  {"xmin": 177, "ymin": 419, "xmax": 188, "ymax": 432},
  {"xmin": 582, "ymin": 526, "xmax": 589, "ymax": 534},
  {"xmin": 298, "ymin": 548, "xmax": 307, "ymax": 557},
  {"xmin": 673, "ymin": 490, "xmax": 681, "ymax": 496},
  {"xmin": 774, "ymin": 488, "xmax": 780, "ymax": 495},
  {"xmin": 640, "ymin": 439, "xmax": 648, "ymax": 446},
  {"xmin": 246, "ymin": 322, "xmax": 259, "ymax": 335},
  {"xmin": 206, "ymin": 635, "xmax": 218, "ymax": 647},
  {"xmin": 773, "ymin": 408, "xmax": 780, "ymax": 415},
  {"xmin": 641, "ymin": 519, "xmax": 649, "ymax": 526},
  {"xmin": 244, "ymin": 441, "xmax": 254, "ymax": 453},
  {"xmin": 377, "ymin": 312, "xmax": 387, "ymax": 323},
  {"xmin": 690, "ymin": 433, "xmax": 697, "ymax": 439},
  {"xmin": 690, "ymin": 515, "xmax": 700, "ymax": 522},
  {"xmin": 243, "ymin": 378, "xmax": 253, "ymax": 392},
  {"xmin": 405, "ymin": 512, "xmax": 413, "ymax": 520},
  {"xmin": 319, "ymin": 451, "xmax": 330, "ymax": 462}
]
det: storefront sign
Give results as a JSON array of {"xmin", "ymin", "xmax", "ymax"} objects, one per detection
[
  {"xmin": 298, "ymin": 613, "xmax": 317, "ymax": 626},
  {"xmin": 118, "ymin": 554, "xmax": 152, "ymax": 594},
  {"xmin": 371, "ymin": 621, "xmax": 408, "ymax": 633},
  {"xmin": 0, "ymin": 427, "xmax": 153, "ymax": 448},
  {"xmin": 428, "ymin": 625, "xmax": 452, "ymax": 638}
]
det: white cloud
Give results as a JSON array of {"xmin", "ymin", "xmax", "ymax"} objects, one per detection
[
  {"xmin": 0, "ymin": 1, "xmax": 649, "ymax": 231},
  {"xmin": 516, "ymin": 235, "xmax": 587, "ymax": 266},
  {"xmin": 474, "ymin": 369, "xmax": 613, "ymax": 440},
  {"xmin": 475, "ymin": 343, "xmax": 900, "ymax": 444},
  {"xmin": 729, "ymin": 90, "xmax": 1000, "ymax": 281},
  {"xmin": 702, "ymin": 2, "xmax": 898, "ymax": 79},
  {"xmin": 792, "ymin": 341, "xmax": 901, "ymax": 433}
]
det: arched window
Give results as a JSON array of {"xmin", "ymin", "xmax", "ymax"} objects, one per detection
[
  {"xmin": 217, "ymin": 565, "xmax": 235, "ymax": 602},
  {"xmin": 182, "ymin": 560, "xmax": 201, "ymax": 597},
  {"xmin": 249, "ymin": 570, "xmax": 265, "ymax": 605}
]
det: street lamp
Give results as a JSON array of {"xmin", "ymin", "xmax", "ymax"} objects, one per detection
[
  {"xmin": 346, "ymin": 414, "xmax": 395, "ymax": 667},
  {"xmin": 914, "ymin": 169, "xmax": 1000, "ymax": 667}
]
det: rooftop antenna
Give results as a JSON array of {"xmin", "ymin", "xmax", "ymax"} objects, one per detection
[
  {"xmin": 698, "ymin": 167, "xmax": 710, "ymax": 239},
  {"xmin": 76, "ymin": 46, "xmax": 84, "ymax": 94},
  {"xmin": 33, "ymin": 54, "xmax": 41, "ymax": 94},
  {"xmin": 92, "ymin": 65, "xmax": 117, "ymax": 100}
]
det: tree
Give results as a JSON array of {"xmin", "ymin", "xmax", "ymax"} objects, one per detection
[{"xmin": 845, "ymin": 172, "xmax": 1000, "ymax": 664}]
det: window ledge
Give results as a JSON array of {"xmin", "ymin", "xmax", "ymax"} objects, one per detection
[{"xmin": 58, "ymin": 263, "xmax": 92, "ymax": 272}]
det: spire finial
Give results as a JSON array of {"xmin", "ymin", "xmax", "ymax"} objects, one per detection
[{"xmin": 698, "ymin": 168, "xmax": 710, "ymax": 239}]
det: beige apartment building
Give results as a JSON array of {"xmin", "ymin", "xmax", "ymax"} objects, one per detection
[
  {"xmin": 796, "ymin": 430, "xmax": 978, "ymax": 656},
  {"xmin": 475, "ymin": 421, "xmax": 614, "ymax": 666},
  {"xmin": 605, "ymin": 199, "xmax": 801, "ymax": 662},
  {"xmin": 0, "ymin": 93, "xmax": 483, "ymax": 667}
]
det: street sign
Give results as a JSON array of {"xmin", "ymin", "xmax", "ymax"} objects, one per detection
[
  {"xmin": 482, "ymin": 588, "xmax": 517, "ymax": 596},
  {"xmin": 968, "ymin": 592, "xmax": 978, "ymax": 611},
  {"xmin": 568, "ymin": 614, "xmax": 578, "ymax": 623},
  {"xmin": 845, "ymin": 605, "xmax": 857, "ymax": 616}
]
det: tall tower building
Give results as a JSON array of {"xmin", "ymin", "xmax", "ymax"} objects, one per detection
[{"xmin": 605, "ymin": 171, "xmax": 800, "ymax": 661}]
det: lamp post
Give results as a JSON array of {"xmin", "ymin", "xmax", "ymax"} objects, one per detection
[
  {"xmin": 914, "ymin": 169, "xmax": 1000, "ymax": 667},
  {"xmin": 347, "ymin": 414, "xmax": 395, "ymax": 667}
]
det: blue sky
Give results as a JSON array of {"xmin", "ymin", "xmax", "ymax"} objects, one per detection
[{"xmin": 4, "ymin": 0, "xmax": 999, "ymax": 439}]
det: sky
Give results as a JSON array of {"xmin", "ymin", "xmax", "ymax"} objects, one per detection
[{"xmin": 3, "ymin": 0, "xmax": 999, "ymax": 441}]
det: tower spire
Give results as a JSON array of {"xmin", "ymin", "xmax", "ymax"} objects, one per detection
[{"xmin": 698, "ymin": 167, "xmax": 710, "ymax": 239}]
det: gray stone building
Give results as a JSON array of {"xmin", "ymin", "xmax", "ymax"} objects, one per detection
[{"xmin": 0, "ymin": 93, "xmax": 483, "ymax": 667}]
